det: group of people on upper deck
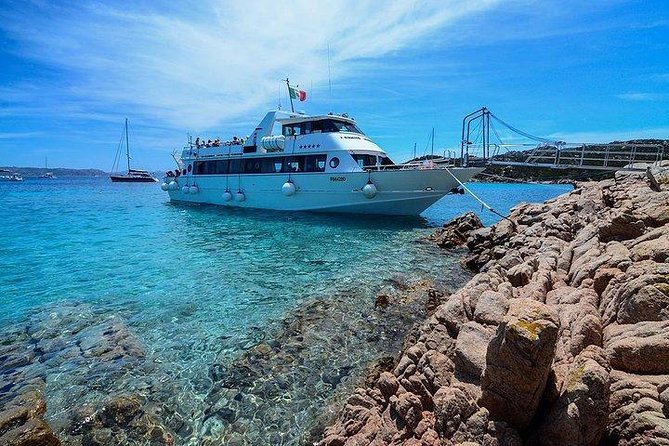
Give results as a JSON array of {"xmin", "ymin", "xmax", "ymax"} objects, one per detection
[{"xmin": 195, "ymin": 136, "xmax": 245, "ymax": 149}]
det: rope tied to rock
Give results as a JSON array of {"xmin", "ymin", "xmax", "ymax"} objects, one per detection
[{"xmin": 443, "ymin": 168, "xmax": 515, "ymax": 224}]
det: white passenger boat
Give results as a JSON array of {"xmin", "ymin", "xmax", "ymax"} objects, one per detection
[
  {"xmin": 0, "ymin": 169, "xmax": 23, "ymax": 182},
  {"xmin": 161, "ymin": 111, "xmax": 483, "ymax": 215}
]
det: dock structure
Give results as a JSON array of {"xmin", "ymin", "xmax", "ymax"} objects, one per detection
[{"xmin": 458, "ymin": 107, "xmax": 668, "ymax": 171}]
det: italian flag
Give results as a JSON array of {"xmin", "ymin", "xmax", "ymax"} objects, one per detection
[{"xmin": 289, "ymin": 86, "xmax": 307, "ymax": 102}]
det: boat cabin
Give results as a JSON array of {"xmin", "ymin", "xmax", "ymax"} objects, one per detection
[{"xmin": 179, "ymin": 111, "xmax": 396, "ymax": 176}]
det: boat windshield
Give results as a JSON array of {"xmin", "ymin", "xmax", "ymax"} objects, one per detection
[{"xmin": 282, "ymin": 119, "xmax": 364, "ymax": 136}]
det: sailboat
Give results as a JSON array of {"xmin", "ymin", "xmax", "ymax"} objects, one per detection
[
  {"xmin": 41, "ymin": 156, "xmax": 55, "ymax": 178},
  {"xmin": 110, "ymin": 118, "xmax": 158, "ymax": 183}
]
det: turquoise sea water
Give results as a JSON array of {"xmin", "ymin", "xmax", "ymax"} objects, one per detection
[
  {"xmin": 0, "ymin": 177, "xmax": 571, "ymax": 444},
  {"xmin": 0, "ymin": 178, "xmax": 569, "ymax": 325}
]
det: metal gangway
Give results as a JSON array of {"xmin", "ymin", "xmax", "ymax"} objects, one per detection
[{"xmin": 459, "ymin": 107, "xmax": 667, "ymax": 171}]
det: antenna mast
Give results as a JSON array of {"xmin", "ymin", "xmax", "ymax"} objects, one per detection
[
  {"xmin": 285, "ymin": 78, "xmax": 295, "ymax": 113},
  {"xmin": 125, "ymin": 118, "xmax": 131, "ymax": 172},
  {"xmin": 328, "ymin": 44, "xmax": 333, "ymax": 112}
]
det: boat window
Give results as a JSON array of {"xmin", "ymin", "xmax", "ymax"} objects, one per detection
[
  {"xmin": 379, "ymin": 156, "xmax": 395, "ymax": 166},
  {"xmin": 329, "ymin": 157, "xmax": 340, "ymax": 168},
  {"xmin": 229, "ymin": 159, "xmax": 244, "ymax": 174},
  {"xmin": 187, "ymin": 156, "xmax": 329, "ymax": 175},
  {"xmin": 282, "ymin": 156, "xmax": 305, "ymax": 172},
  {"xmin": 314, "ymin": 119, "xmax": 363, "ymax": 134},
  {"xmin": 282, "ymin": 119, "xmax": 364, "ymax": 136},
  {"xmin": 282, "ymin": 124, "xmax": 303, "ymax": 136},
  {"xmin": 216, "ymin": 160, "xmax": 229, "ymax": 174},
  {"xmin": 351, "ymin": 154, "xmax": 377, "ymax": 168},
  {"xmin": 244, "ymin": 158, "xmax": 262, "ymax": 174},
  {"xmin": 305, "ymin": 154, "xmax": 326, "ymax": 172},
  {"xmin": 187, "ymin": 164, "xmax": 193, "ymax": 172},
  {"xmin": 260, "ymin": 157, "xmax": 283, "ymax": 173}
]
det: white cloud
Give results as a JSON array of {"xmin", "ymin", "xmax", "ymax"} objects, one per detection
[{"xmin": 1, "ymin": 0, "xmax": 501, "ymax": 130}]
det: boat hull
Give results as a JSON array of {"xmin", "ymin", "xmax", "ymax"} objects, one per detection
[
  {"xmin": 166, "ymin": 167, "xmax": 483, "ymax": 215},
  {"xmin": 110, "ymin": 175, "xmax": 158, "ymax": 183}
]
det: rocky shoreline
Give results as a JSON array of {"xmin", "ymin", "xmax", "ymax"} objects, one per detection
[{"xmin": 318, "ymin": 168, "xmax": 669, "ymax": 446}]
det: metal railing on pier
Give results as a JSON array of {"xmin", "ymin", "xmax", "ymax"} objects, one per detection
[
  {"xmin": 490, "ymin": 143, "xmax": 666, "ymax": 171},
  {"xmin": 458, "ymin": 107, "xmax": 668, "ymax": 172}
]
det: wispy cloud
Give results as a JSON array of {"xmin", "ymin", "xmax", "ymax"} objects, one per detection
[
  {"xmin": 617, "ymin": 92, "xmax": 667, "ymax": 102},
  {"xmin": 0, "ymin": 131, "xmax": 44, "ymax": 139},
  {"xmin": 0, "ymin": 1, "xmax": 502, "ymax": 130}
]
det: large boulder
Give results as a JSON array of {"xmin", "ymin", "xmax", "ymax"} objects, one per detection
[
  {"xmin": 600, "ymin": 260, "xmax": 669, "ymax": 325},
  {"xmin": 454, "ymin": 322, "xmax": 495, "ymax": 380},
  {"xmin": 604, "ymin": 321, "xmax": 669, "ymax": 374},
  {"xmin": 479, "ymin": 299, "xmax": 560, "ymax": 430},
  {"xmin": 531, "ymin": 346, "xmax": 611, "ymax": 446},
  {"xmin": 605, "ymin": 371, "xmax": 669, "ymax": 445},
  {"xmin": 474, "ymin": 290, "xmax": 510, "ymax": 326},
  {"xmin": 433, "ymin": 386, "xmax": 478, "ymax": 439},
  {"xmin": 428, "ymin": 212, "xmax": 484, "ymax": 249}
]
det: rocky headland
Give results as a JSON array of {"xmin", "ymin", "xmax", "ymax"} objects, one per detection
[{"xmin": 319, "ymin": 167, "xmax": 669, "ymax": 446}]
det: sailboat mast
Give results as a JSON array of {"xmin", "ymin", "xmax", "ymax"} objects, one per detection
[
  {"xmin": 431, "ymin": 127, "xmax": 435, "ymax": 157},
  {"xmin": 125, "ymin": 118, "xmax": 130, "ymax": 172}
]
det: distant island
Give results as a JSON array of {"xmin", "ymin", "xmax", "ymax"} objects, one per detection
[
  {"xmin": 0, "ymin": 167, "xmax": 165, "ymax": 178},
  {"xmin": 0, "ymin": 167, "xmax": 108, "ymax": 177}
]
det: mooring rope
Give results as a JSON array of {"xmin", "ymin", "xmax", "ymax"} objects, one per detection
[{"xmin": 443, "ymin": 168, "xmax": 514, "ymax": 223}]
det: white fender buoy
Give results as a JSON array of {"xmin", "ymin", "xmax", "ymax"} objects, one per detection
[
  {"xmin": 235, "ymin": 191, "xmax": 246, "ymax": 202},
  {"xmin": 182, "ymin": 185, "xmax": 190, "ymax": 194},
  {"xmin": 362, "ymin": 182, "xmax": 377, "ymax": 199},
  {"xmin": 160, "ymin": 182, "xmax": 169, "ymax": 191},
  {"xmin": 281, "ymin": 181, "xmax": 296, "ymax": 196},
  {"xmin": 168, "ymin": 181, "xmax": 178, "ymax": 191},
  {"xmin": 222, "ymin": 190, "xmax": 233, "ymax": 202},
  {"xmin": 189, "ymin": 185, "xmax": 199, "ymax": 194}
]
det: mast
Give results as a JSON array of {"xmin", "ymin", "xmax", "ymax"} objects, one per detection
[
  {"xmin": 431, "ymin": 127, "xmax": 435, "ymax": 157},
  {"xmin": 285, "ymin": 78, "xmax": 295, "ymax": 113},
  {"xmin": 328, "ymin": 44, "xmax": 332, "ymax": 113},
  {"xmin": 125, "ymin": 118, "xmax": 131, "ymax": 172}
]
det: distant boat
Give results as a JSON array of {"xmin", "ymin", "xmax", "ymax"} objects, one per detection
[
  {"xmin": 110, "ymin": 118, "xmax": 158, "ymax": 183},
  {"xmin": 41, "ymin": 156, "xmax": 55, "ymax": 178},
  {"xmin": 0, "ymin": 169, "xmax": 23, "ymax": 182}
]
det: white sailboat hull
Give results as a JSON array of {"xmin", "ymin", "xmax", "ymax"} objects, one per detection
[{"xmin": 166, "ymin": 167, "xmax": 483, "ymax": 215}]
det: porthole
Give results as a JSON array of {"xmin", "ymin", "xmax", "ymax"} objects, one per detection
[
  {"xmin": 187, "ymin": 164, "xmax": 192, "ymax": 173},
  {"xmin": 329, "ymin": 157, "xmax": 340, "ymax": 168}
]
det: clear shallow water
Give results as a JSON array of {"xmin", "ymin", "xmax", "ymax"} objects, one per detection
[
  {"xmin": 0, "ymin": 178, "xmax": 570, "ymax": 325},
  {"xmin": 0, "ymin": 177, "xmax": 571, "ymax": 444}
]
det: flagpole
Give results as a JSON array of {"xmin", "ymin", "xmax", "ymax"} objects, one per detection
[{"xmin": 285, "ymin": 78, "xmax": 295, "ymax": 112}]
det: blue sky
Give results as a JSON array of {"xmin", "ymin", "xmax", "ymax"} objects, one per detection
[{"xmin": 1, "ymin": 0, "xmax": 668, "ymax": 170}]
